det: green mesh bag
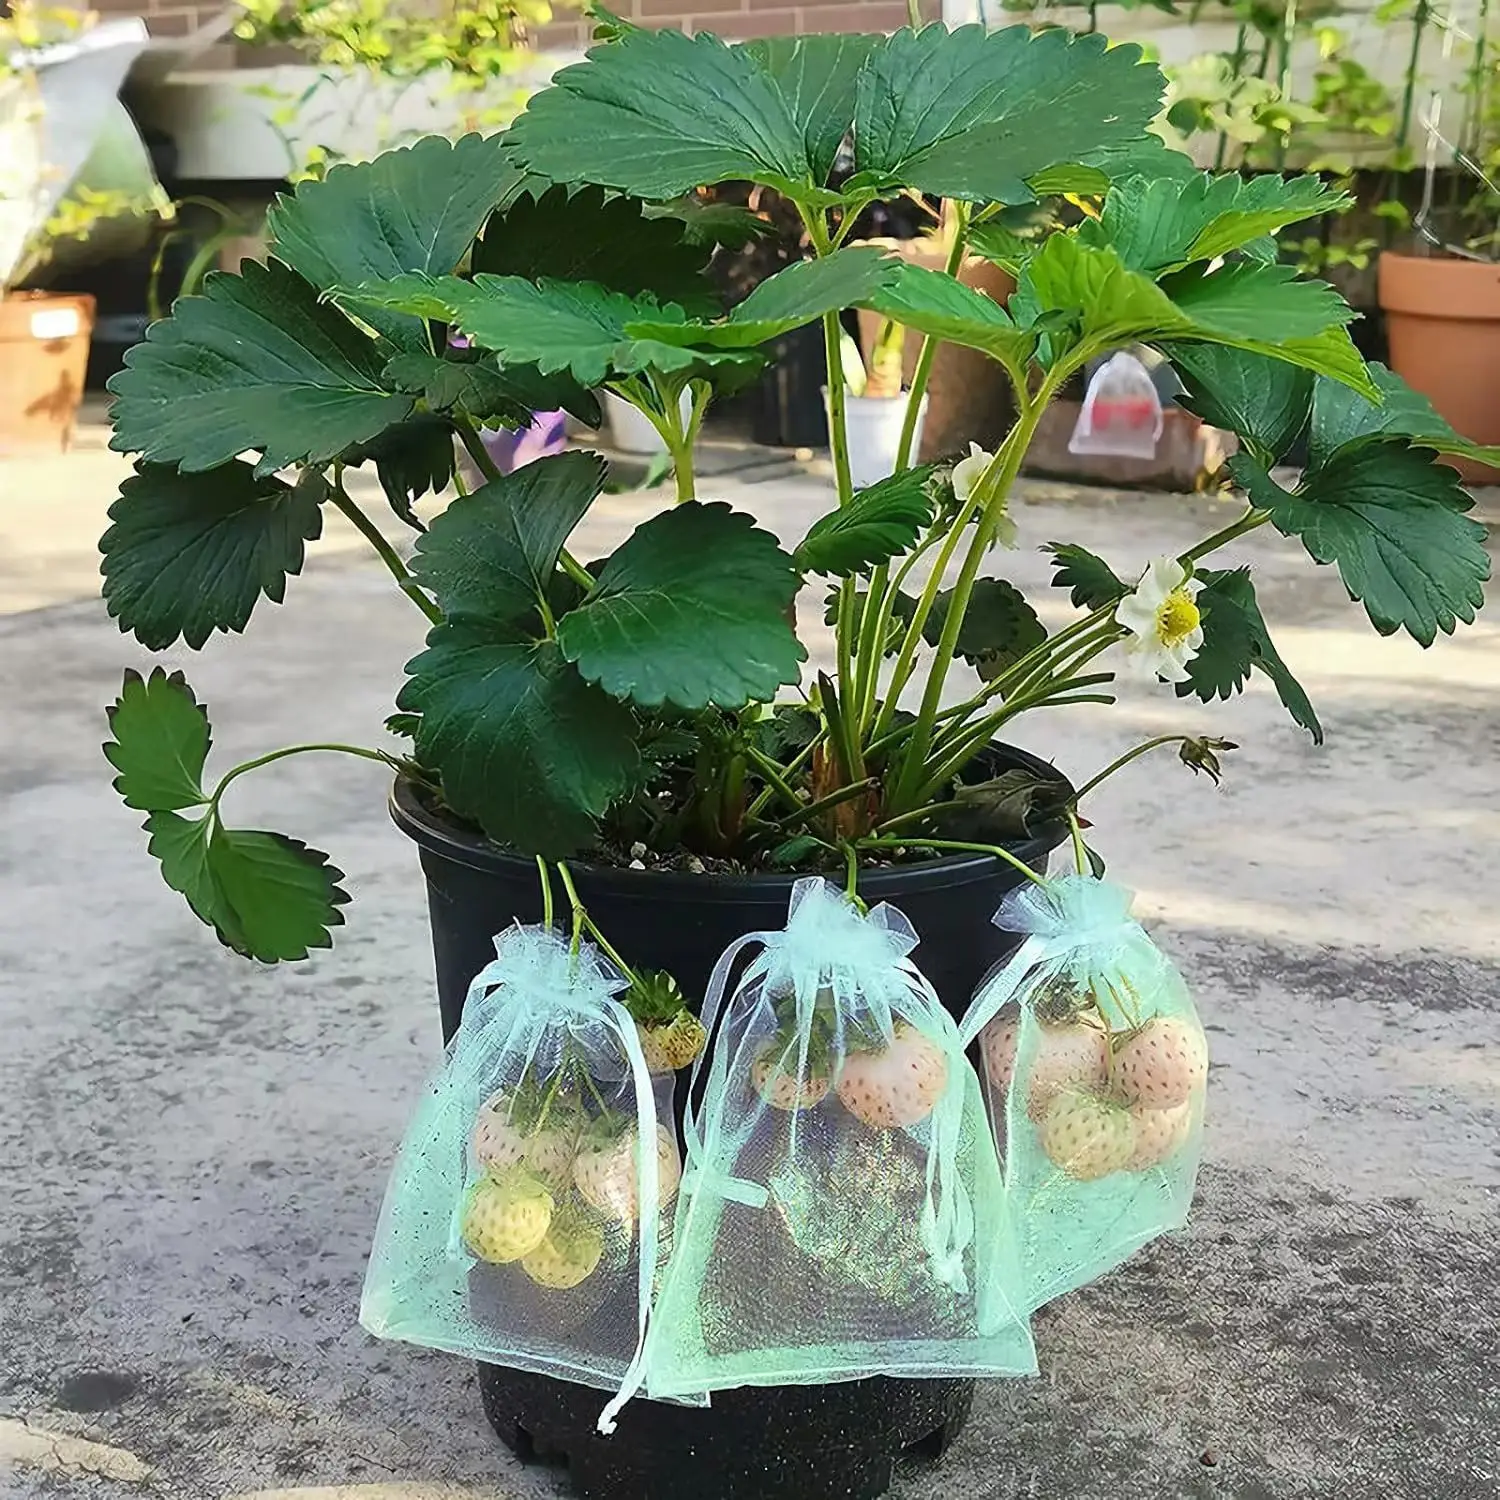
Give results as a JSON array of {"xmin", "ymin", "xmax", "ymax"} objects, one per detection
[
  {"xmin": 644, "ymin": 877, "xmax": 1037, "ymax": 1398},
  {"xmin": 360, "ymin": 924, "xmax": 680, "ymax": 1432},
  {"xmin": 959, "ymin": 874, "xmax": 1208, "ymax": 1313}
]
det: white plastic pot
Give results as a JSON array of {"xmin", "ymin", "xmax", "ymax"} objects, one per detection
[
  {"xmin": 603, "ymin": 389, "xmax": 692, "ymax": 455},
  {"xmin": 837, "ymin": 392, "xmax": 929, "ymax": 489}
]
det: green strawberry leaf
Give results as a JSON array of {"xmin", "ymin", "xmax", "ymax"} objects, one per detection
[
  {"xmin": 1016, "ymin": 235, "xmax": 1373, "ymax": 393},
  {"xmin": 1046, "ymin": 543, "xmax": 1129, "ymax": 609},
  {"xmin": 101, "ymin": 461, "xmax": 324, "ymax": 650},
  {"xmin": 507, "ymin": 28, "xmax": 816, "ymax": 200},
  {"xmin": 848, "ymin": 25, "xmax": 1165, "ymax": 204},
  {"xmin": 1162, "ymin": 342, "xmax": 1312, "ymax": 463},
  {"xmin": 410, "ymin": 451, "xmax": 605, "ymax": 623},
  {"xmin": 341, "ymin": 414, "xmax": 455, "ymax": 529},
  {"xmin": 341, "ymin": 273, "xmax": 750, "ymax": 387},
  {"xmin": 1309, "ymin": 359, "xmax": 1500, "ymax": 470},
  {"xmin": 108, "ymin": 260, "xmax": 412, "ymax": 472},
  {"xmin": 921, "ymin": 577, "xmax": 1047, "ymax": 680},
  {"xmin": 265, "ymin": 132, "xmax": 527, "ymax": 349},
  {"xmin": 795, "ymin": 466, "xmax": 936, "ymax": 577},
  {"xmin": 1179, "ymin": 567, "xmax": 1322, "ymax": 742},
  {"xmin": 1027, "ymin": 132, "xmax": 1197, "ymax": 196},
  {"xmin": 856, "ymin": 258, "xmax": 1034, "ymax": 375},
  {"xmin": 1232, "ymin": 438, "xmax": 1491, "ymax": 646},
  {"xmin": 742, "ymin": 33, "xmax": 878, "ymax": 187},
  {"xmin": 381, "ymin": 350, "xmax": 539, "ymax": 429},
  {"xmin": 1165, "ymin": 262, "xmax": 1355, "ymax": 342},
  {"xmin": 557, "ymin": 501, "xmax": 805, "ymax": 709},
  {"xmin": 626, "ymin": 248, "xmax": 897, "ymax": 350},
  {"xmin": 1081, "ymin": 172, "xmax": 1347, "ymax": 277},
  {"xmin": 146, "ymin": 810, "xmax": 350, "ymax": 962},
  {"xmin": 399, "ymin": 626, "xmax": 640, "ymax": 855},
  {"xmin": 472, "ymin": 183, "xmax": 717, "ymax": 314},
  {"xmin": 104, "ymin": 668, "xmax": 210, "ymax": 811}
]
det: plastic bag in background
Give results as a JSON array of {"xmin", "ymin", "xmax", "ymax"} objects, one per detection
[
  {"xmin": 960, "ymin": 874, "xmax": 1208, "ymax": 1313},
  {"xmin": 645, "ymin": 878, "xmax": 1036, "ymax": 1398},
  {"xmin": 360, "ymin": 924, "xmax": 681, "ymax": 1432},
  {"xmin": 1068, "ymin": 352, "xmax": 1164, "ymax": 460}
]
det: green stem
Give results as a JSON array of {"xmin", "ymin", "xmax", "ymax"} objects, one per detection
[
  {"xmin": 1066, "ymin": 808, "xmax": 1088, "ymax": 876},
  {"xmin": 743, "ymin": 744, "xmax": 805, "ymax": 814},
  {"xmin": 536, "ymin": 856, "xmax": 555, "ymax": 931},
  {"xmin": 1068, "ymin": 734, "xmax": 1196, "ymax": 805},
  {"xmin": 459, "ymin": 420, "xmax": 502, "ymax": 484},
  {"xmin": 1397, "ymin": 0, "xmax": 1430, "ymax": 154},
  {"xmin": 1215, "ymin": 24, "xmax": 1248, "ymax": 171},
  {"xmin": 745, "ymin": 730, "xmax": 825, "ymax": 819},
  {"xmin": 874, "ymin": 800, "xmax": 962, "ymax": 834},
  {"xmin": 328, "ymin": 480, "xmax": 443, "ymax": 625},
  {"xmin": 556, "ymin": 861, "xmax": 643, "ymax": 985},
  {"xmin": 559, "ymin": 550, "xmax": 595, "ymax": 590},
  {"xmin": 210, "ymin": 742, "xmax": 398, "ymax": 813},
  {"xmin": 843, "ymin": 841, "xmax": 862, "ymax": 904},
  {"xmin": 1181, "ymin": 507, "xmax": 1270, "ymax": 563},
  {"xmin": 858, "ymin": 835, "xmax": 1048, "ymax": 888},
  {"xmin": 774, "ymin": 777, "xmax": 877, "ymax": 833},
  {"xmin": 557, "ymin": 860, "xmax": 585, "ymax": 958},
  {"xmin": 887, "ymin": 392, "xmax": 1052, "ymax": 810}
]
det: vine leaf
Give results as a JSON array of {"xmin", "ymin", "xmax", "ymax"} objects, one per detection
[
  {"xmin": 1163, "ymin": 342, "xmax": 1312, "ymax": 463},
  {"xmin": 266, "ymin": 132, "xmax": 527, "ymax": 349},
  {"xmin": 104, "ymin": 667, "xmax": 210, "ymax": 811},
  {"xmin": 1179, "ymin": 567, "xmax": 1322, "ymax": 742},
  {"xmin": 105, "ymin": 669, "xmax": 349, "ymax": 960},
  {"xmin": 399, "ymin": 627, "xmax": 640, "ymax": 856},
  {"xmin": 410, "ymin": 451, "xmax": 605, "ymax": 623},
  {"xmin": 1232, "ymin": 438, "xmax": 1491, "ymax": 646},
  {"xmin": 472, "ymin": 183, "xmax": 717, "ymax": 313},
  {"xmin": 507, "ymin": 28, "xmax": 815, "ymax": 200},
  {"xmin": 557, "ymin": 501, "xmax": 805, "ymax": 709},
  {"xmin": 922, "ymin": 578, "xmax": 1047, "ymax": 680},
  {"xmin": 796, "ymin": 466, "xmax": 936, "ymax": 576},
  {"xmin": 101, "ymin": 461, "xmax": 324, "ymax": 650},
  {"xmin": 1082, "ymin": 172, "xmax": 1347, "ymax": 278},
  {"xmin": 848, "ymin": 25, "xmax": 1166, "ymax": 204},
  {"xmin": 1047, "ymin": 543, "xmax": 1129, "ymax": 609},
  {"xmin": 108, "ymin": 259, "xmax": 412, "ymax": 472}
]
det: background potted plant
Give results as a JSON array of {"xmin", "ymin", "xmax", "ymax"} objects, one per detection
[
  {"xmin": 0, "ymin": 1, "xmax": 163, "ymax": 454},
  {"xmin": 99, "ymin": 18, "xmax": 1490, "ymax": 1499},
  {"xmin": 838, "ymin": 315, "xmax": 928, "ymax": 485},
  {"xmin": 1378, "ymin": 1, "xmax": 1500, "ymax": 479}
]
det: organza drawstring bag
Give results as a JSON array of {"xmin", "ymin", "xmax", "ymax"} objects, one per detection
[
  {"xmin": 959, "ymin": 873, "xmax": 1208, "ymax": 1314},
  {"xmin": 360, "ymin": 923, "xmax": 680, "ymax": 1432},
  {"xmin": 644, "ymin": 877, "xmax": 1036, "ymax": 1397}
]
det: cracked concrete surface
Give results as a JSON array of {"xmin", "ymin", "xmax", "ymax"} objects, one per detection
[{"xmin": 2, "ymin": 441, "xmax": 1498, "ymax": 1499}]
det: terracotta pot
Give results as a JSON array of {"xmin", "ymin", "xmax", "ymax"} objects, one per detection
[
  {"xmin": 0, "ymin": 291, "xmax": 96, "ymax": 457},
  {"xmin": 1378, "ymin": 251, "xmax": 1500, "ymax": 483},
  {"xmin": 854, "ymin": 238, "xmax": 1015, "ymax": 462}
]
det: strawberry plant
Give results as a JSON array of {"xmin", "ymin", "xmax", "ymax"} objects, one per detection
[{"xmin": 100, "ymin": 18, "xmax": 1491, "ymax": 963}]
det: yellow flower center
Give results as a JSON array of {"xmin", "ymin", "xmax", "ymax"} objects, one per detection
[{"xmin": 1155, "ymin": 589, "xmax": 1201, "ymax": 646}]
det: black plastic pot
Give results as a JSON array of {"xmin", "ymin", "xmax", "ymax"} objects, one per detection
[{"xmin": 389, "ymin": 745, "xmax": 1066, "ymax": 1500}]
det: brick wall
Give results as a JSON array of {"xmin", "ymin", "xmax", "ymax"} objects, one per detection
[{"xmin": 86, "ymin": 0, "xmax": 939, "ymax": 47}]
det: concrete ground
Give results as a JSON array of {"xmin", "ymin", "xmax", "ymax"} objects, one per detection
[{"xmin": 2, "ymin": 421, "xmax": 1498, "ymax": 1500}]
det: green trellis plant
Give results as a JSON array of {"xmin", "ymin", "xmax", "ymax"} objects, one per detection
[{"xmin": 100, "ymin": 18, "xmax": 1491, "ymax": 962}]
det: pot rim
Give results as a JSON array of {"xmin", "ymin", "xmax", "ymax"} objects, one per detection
[{"xmin": 390, "ymin": 741, "xmax": 1070, "ymax": 902}]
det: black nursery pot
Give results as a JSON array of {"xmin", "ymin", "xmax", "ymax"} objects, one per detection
[{"xmin": 389, "ymin": 744, "xmax": 1065, "ymax": 1500}]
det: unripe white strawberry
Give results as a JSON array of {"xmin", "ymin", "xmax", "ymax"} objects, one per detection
[
  {"xmin": 472, "ymin": 1090, "xmax": 526, "ymax": 1173},
  {"xmin": 572, "ymin": 1123, "xmax": 681, "ymax": 1231},
  {"xmin": 1036, "ymin": 1090, "xmax": 1135, "ymax": 1181},
  {"xmin": 1114, "ymin": 1016, "xmax": 1208, "ymax": 1110},
  {"xmin": 836, "ymin": 1021, "xmax": 948, "ymax": 1130},
  {"xmin": 461, "ymin": 1170, "xmax": 553, "ymax": 1263},
  {"xmin": 751, "ymin": 1044, "xmax": 830, "ymax": 1111},
  {"xmin": 1025, "ymin": 1018, "xmax": 1110, "ymax": 1120},
  {"xmin": 979, "ymin": 1007, "xmax": 1020, "ymax": 1096},
  {"xmin": 1124, "ymin": 1100, "xmax": 1193, "ymax": 1171},
  {"xmin": 521, "ymin": 1209, "xmax": 605, "ymax": 1290}
]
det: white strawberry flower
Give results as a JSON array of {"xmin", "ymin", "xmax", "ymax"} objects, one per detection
[
  {"xmin": 1114, "ymin": 556, "xmax": 1205, "ymax": 683},
  {"xmin": 950, "ymin": 442, "xmax": 1018, "ymax": 548}
]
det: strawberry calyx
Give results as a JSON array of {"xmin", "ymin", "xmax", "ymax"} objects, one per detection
[{"xmin": 625, "ymin": 967, "xmax": 689, "ymax": 1024}]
